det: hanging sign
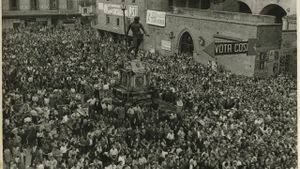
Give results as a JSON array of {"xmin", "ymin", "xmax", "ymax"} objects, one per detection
[
  {"xmin": 214, "ymin": 41, "xmax": 248, "ymax": 55},
  {"xmin": 146, "ymin": 10, "xmax": 166, "ymax": 27},
  {"xmin": 103, "ymin": 4, "xmax": 138, "ymax": 18}
]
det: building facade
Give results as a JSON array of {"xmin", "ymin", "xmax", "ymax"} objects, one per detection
[
  {"xmin": 2, "ymin": 0, "xmax": 82, "ymax": 29},
  {"xmin": 77, "ymin": 0, "xmax": 298, "ymax": 77}
]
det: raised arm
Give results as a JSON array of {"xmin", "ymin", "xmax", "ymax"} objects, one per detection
[
  {"xmin": 126, "ymin": 23, "xmax": 132, "ymax": 36},
  {"xmin": 140, "ymin": 24, "xmax": 149, "ymax": 36}
]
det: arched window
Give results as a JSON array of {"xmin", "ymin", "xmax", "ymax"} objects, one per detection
[
  {"xmin": 31, "ymin": 0, "xmax": 39, "ymax": 10},
  {"xmin": 50, "ymin": 0, "xmax": 59, "ymax": 10},
  {"xmin": 238, "ymin": 1, "xmax": 251, "ymax": 13},
  {"xmin": 260, "ymin": 4, "xmax": 287, "ymax": 23},
  {"xmin": 10, "ymin": 0, "xmax": 19, "ymax": 10}
]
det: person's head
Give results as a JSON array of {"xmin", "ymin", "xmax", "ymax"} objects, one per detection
[{"xmin": 134, "ymin": 16, "xmax": 140, "ymax": 23}]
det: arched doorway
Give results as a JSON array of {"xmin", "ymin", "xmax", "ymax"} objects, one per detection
[
  {"xmin": 238, "ymin": 1, "xmax": 252, "ymax": 13},
  {"xmin": 179, "ymin": 32, "xmax": 194, "ymax": 55},
  {"xmin": 260, "ymin": 4, "xmax": 287, "ymax": 23}
]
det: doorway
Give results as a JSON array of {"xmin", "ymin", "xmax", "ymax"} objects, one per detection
[{"xmin": 179, "ymin": 32, "xmax": 194, "ymax": 55}]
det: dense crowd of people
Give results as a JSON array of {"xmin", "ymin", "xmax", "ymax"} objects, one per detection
[{"xmin": 3, "ymin": 25, "xmax": 297, "ymax": 169}]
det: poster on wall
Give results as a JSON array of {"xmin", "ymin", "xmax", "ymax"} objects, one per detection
[
  {"xmin": 128, "ymin": 6, "xmax": 138, "ymax": 18},
  {"xmin": 146, "ymin": 10, "xmax": 166, "ymax": 27},
  {"xmin": 103, "ymin": 4, "xmax": 138, "ymax": 18},
  {"xmin": 161, "ymin": 40, "xmax": 171, "ymax": 51}
]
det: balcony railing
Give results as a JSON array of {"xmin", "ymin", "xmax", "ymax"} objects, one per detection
[
  {"xmin": 168, "ymin": 7, "xmax": 276, "ymax": 24},
  {"xmin": 2, "ymin": 9, "xmax": 81, "ymax": 17}
]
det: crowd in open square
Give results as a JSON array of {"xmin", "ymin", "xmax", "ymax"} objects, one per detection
[{"xmin": 2, "ymin": 24, "xmax": 297, "ymax": 169}]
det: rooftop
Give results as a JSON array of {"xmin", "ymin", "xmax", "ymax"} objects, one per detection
[{"xmin": 2, "ymin": 10, "xmax": 80, "ymax": 17}]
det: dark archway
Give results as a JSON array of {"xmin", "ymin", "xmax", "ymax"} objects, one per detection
[
  {"xmin": 238, "ymin": 1, "xmax": 252, "ymax": 13},
  {"xmin": 201, "ymin": 0, "xmax": 211, "ymax": 9},
  {"xmin": 179, "ymin": 32, "xmax": 194, "ymax": 55},
  {"xmin": 260, "ymin": 4, "xmax": 287, "ymax": 23}
]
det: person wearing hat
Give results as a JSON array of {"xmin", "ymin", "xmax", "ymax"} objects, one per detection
[{"xmin": 126, "ymin": 16, "xmax": 149, "ymax": 59}]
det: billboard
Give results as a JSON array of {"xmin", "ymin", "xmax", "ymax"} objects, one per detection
[
  {"xmin": 214, "ymin": 41, "xmax": 248, "ymax": 55},
  {"xmin": 146, "ymin": 10, "xmax": 166, "ymax": 27},
  {"xmin": 103, "ymin": 4, "xmax": 138, "ymax": 18}
]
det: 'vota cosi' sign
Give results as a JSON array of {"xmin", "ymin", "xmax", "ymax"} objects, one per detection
[{"xmin": 215, "ymin": 41, "xmax": 248, "ymax": 55}]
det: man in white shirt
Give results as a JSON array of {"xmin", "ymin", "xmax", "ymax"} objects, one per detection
[
  {"xmin": 189, "ymin": 157, "xmax": 197, "ymax": 169},
  {"xmin": 36, "ymin": 161, "xmax": 45, "ymax": 169},
  {"xmin": 166, "ymin": 130, "xmax": 175, "ymax": 146}
]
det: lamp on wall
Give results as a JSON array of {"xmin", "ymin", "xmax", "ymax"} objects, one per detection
[
  {"xmin": 121, "ymin": 4, "xmax": 127, "ymax": 49},
  {"xmin": 169, "ymin": 31, "xmax": 175, "ymax": 39},
  {"xmin": 199, "ymin": 36, "xmax": 205, "ymax": 46}
]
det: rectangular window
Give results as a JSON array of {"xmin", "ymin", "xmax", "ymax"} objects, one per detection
[
  {"xmin": 50, "ymin": 0, "xmax": 59, "ymax": 10},
  {"xmin": 31, "ymin": 0, "xmax": 39, "ymax": 10},
  {"xmin": 83, "ymin": 8, "xmax": 88, "ymax": 13},
  {"xmin": 10, "ymin": 0, "xmax": 19, "ymax": 10},
  {"xmin": 67, "ymin": 0, "xmax": 73, "ymax": 10},
  {"xmin": 106, "ymin": 15, "xmax": 110, "ymax": 24},
  {"xmin": 116, "ymin": 18, "xmax": 120, "ymax": 26}
]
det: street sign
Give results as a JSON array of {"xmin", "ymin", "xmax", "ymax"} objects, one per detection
[
  {"xmin": 204, "ymin": 40, "xmax": 257, "ymax": 57},
  {"xmin": 215, "ymin": 41, "xmax": 248, "ymax": 55}
]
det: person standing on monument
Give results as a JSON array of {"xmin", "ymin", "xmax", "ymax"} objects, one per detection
[{"xmin": 126, "ymin": 16, "xmax": 149, "ymax": 59}]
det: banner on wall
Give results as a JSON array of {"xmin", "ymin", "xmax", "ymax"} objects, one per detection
[
  {"xmin": 146, "ymin": 10, "xmax": 166, "ymax": 27},
  {"xmin": 103, "ymin": 4, "xmax": 138, "ymax": 18},
  {"xmin": 214, "ymin": 41, "xmax": 248, "ymax": 55},
  {"xmin": 161, "ymin": 40, "xmax": 171, "ymax": 51}
]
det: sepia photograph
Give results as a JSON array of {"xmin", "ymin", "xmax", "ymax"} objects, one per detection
[{"xmin": 1, "ymin": 0, "xmax": 298, "ymax": 168}]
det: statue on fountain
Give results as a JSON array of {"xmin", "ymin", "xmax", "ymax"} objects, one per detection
[
  {"xmin": 112, "ymin": 16, "xmax": 154, "ymax": 105},
  {"xmin": 126, "ymin": 16, "xmax": 149, "ymax": 59}
]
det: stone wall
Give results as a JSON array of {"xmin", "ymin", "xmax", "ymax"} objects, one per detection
[{"xmin": 143, "ymin": 12, "xmax": 282, "ymax": 77}]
